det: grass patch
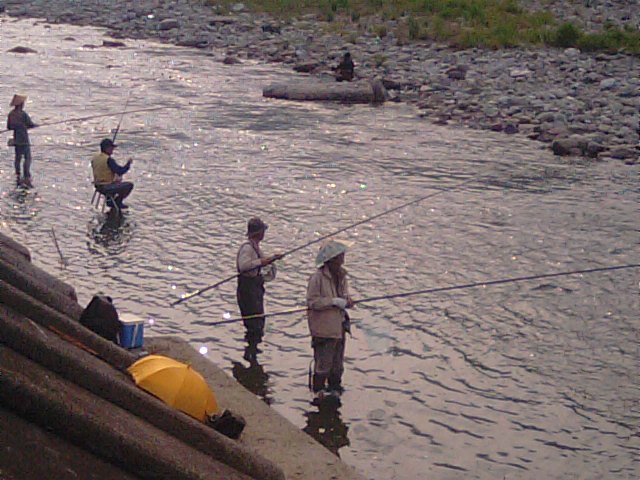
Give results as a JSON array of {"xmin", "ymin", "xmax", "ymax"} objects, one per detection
[{"xmin": 208, "ymin": 0, "xmax": 640, "ymax": 54}]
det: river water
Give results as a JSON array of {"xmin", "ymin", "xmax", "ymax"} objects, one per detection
[{"xmin": 1, "ymin": 17, "xmax": 638, "ymax": 480}]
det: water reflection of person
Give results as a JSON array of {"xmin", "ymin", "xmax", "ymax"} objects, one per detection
[
  {"xmin": 87, "ymin": 209, "xmax": 132, "ymax": 253},
  {"xmin": 303, "ymin": 403, "xmax": 350, "ymax": 457},
  {"xmin": 231, "ymin": 344, "xmax": 272, "ymax": 405}
]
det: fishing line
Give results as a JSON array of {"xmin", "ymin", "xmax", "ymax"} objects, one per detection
[
  {"xmin": 171, "ymin": 174, "xmax": 482, "ymax": 306},
  {"xmin": 206, "ymin": 262, "xmax": 640, "ymax": 325}
]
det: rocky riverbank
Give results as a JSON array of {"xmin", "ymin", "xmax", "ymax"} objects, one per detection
[{"xmin": 2, "ymin": 0, "xmax": 639, "ymax": 163}]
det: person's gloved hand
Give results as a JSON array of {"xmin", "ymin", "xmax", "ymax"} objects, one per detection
[{"xmin": 332, "ymin": 298, "xmax": 347, "ymax": 310}]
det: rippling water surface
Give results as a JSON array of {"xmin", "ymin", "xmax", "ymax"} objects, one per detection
[{"xmin": 1, "ymin": 17, "xmax": 638, "ymax": 480}]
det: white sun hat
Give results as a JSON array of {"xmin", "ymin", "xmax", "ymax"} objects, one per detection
[{"xmin": 315, "ymin": 239, "xmax": 353, "ymax": 267}]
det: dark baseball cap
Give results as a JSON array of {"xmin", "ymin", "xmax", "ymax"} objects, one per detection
[
  {"xmin": 247, "ymin": 217, "xmax": 268, "ymax": 235},
  {"xmin": 100, "ymin": 138, "xmax": 118, "ymax": 151}
]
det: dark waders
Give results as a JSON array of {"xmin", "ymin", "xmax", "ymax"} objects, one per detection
[{"xmin": 237, "ymin": 274, "xmax": 265, "ymax": 348}]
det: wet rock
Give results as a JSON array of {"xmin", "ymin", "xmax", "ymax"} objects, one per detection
[
  {"xmin": 102, "ymin": 40, "xmax": 126, "ymax": 48},
  {"xmin": 158, "ymin": 19, "xmax": 179, "ymax": 31},
  {"xmin": 371, "ymin": 78, "xmax": 388, "ymax": 104},
  {"xmin": 446, "ymin": 65, "xmax": 467, "ymax": 80},
  {"xmin": 564, "ymin": 48, "xmax": 581, "ymax": 58},
  {"xmin": 293, "ymin": 62, "xmax": 321, "ymax": 73},
  {"xmin": 608, "ymin": 146, "xmax": 636, "ymax": 160},
  {"xmin": 586, "ymin": 141, "xmax": 606, "ymax": 157},
  {"xmin": 177, "ymin": 38, "xmax": 210, "ymax": 48},
  {"xmin": 509, "ymin": 68, "xmax": 532, "ymax": 79},
  {"xmin": 600, "ymin": 78, "xmax": 617, "ymax": 90},
  {"xmin": 223, "ymin": 55, "xmax": 242, "ymax": 65},
  {"xmin": 208, "ymin": 16, "xmax": 236, "ymax": 26},
  {"xmin": 504, "ymin": 123, "xmax": 519, "ymax": 134},
  {"xmin": 261, "ymin": 24, "xmax": 281, "ymax": 34},
  {"xmin": 7, "ymin": 46, "xmax": 37, "ymax": 54},
  {"xmin": 552, "ymin": 135, "xmax": 588, "ymax": 156}
]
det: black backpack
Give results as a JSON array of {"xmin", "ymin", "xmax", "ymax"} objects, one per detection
[
  {"xmin": 206, "ymin": 410, "xmax": 246, "ymax": 440},
  {"xmin": 79, "ymin": 295, "xmax": 120, "ymax": 343}
]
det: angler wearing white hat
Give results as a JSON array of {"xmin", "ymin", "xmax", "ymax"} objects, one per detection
[
  {"xmin": 7, "ymin": 94, "xmax": 37, "ymax": 188},
  {"xmin": 306, "ymin": 239, "xmax": 354, "ymax": 405}
]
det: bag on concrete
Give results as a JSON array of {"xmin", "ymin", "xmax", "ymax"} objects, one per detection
[
  {"xmin": 79, "ymin": 295, "xmax": 120, "ymax": 343},
  {"xmin": 206, "ymin": 409, "xmax": 246, "ymax": 439}
]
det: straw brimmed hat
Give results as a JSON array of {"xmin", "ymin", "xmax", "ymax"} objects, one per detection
[
  {"xmin": 10, "ymin": 95, "xmax": 27, "ymax": 107},
  {"xmin": 315, "ymin": 239, "xmax": 353, "ymax": 267}
]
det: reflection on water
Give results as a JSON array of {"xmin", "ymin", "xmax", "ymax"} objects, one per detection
[
  {"xmin": 303, "ymin": 402, "xmax": 351, "ymax": 457},
  {"xmin": 4, "ymin": 188, "xmax": 40, "ymax": 224},
  {"xmin": 231, "ymin": 343, "xmax": 273, "ymax": 406},
  {"xmin": 86, "ymin": 211, "xmax": 135, "ymax": 255},
  {"xmin": 1, "ymin": 18, "xmax": 638, "ymax": 480}
]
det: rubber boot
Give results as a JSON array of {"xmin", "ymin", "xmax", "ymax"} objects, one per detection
[
  {"xmin": 328, "ymin": 374, "xmax": 344, "ymax": 394},
  {"xmin": 312, "ymin": 374, "xmax": 327, "ymax": 393}
]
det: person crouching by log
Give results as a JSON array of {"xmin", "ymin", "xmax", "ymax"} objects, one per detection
[
  {"xmin": 306, "ymin": 240, "xmax": 354, "ymax": 405},
  {"xmin": 236, "ymin": 217, "xmax": 283, "ymax": 356},
  {"xmin": 334, "ymin": 52, "xmax": 354, "ymax": 82},
  {"xmin": 7, "ymin": 94, "xmax": 37, "ymax": 188}
]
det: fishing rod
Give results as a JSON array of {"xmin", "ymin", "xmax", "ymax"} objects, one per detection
[
  {"xmin": 112, "ymin": 92, "xmax": 132, "ymax": 143},
  {"xmin": 1, "ymin": 99, "xmax": 228, "ymax": 135},
  {"xmin": 170, "ymin": 174, "xmax": 481, "ymax": 307},
  {"xmin": 206, "ymin": 262, "xmax": 640, "ymax": 326},
  {"xmin": 0, "ymin": 105, "xmax": 171, "ymax": 135}
]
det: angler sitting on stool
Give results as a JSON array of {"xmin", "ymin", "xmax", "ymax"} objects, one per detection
[{"xmin": 91, "ymin": 138, "xmax": 133, "ymax": 210}]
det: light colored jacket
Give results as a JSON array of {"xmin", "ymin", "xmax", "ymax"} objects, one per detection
[
  {"xmin": 237, "ymin": 240, "xmax": 262, "ymax": 278},
  {"xmin": 306, "ymin": 265, "xmax": 350, "ymax": 339}
]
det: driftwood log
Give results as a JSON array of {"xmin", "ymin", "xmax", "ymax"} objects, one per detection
[{"xmin": 264, "ymin": 78, "xmax": 387, "ymax": 104}]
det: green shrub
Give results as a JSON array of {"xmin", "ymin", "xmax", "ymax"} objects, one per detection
[
  {"xmin": 552, "ymin": 22, "xmax": 582, "ymax": 47},
  {"xmin": 408, "ymin": 15, "xmax": 421, "ymax": 39},
  {"xmin": 374, "ymin": 24, "xmax": 388, "ymax": 37}
]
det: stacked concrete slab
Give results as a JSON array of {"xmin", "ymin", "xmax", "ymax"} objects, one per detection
[
  {"xmin": 0, "ymin": 231, "xmax": 366, "ymax": 480},
  {"xmin": 0, "ymin": 231, "xmax": 284, "ymax": 480}
]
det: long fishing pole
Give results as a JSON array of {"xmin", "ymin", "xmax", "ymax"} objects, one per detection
[
  {"xmin": 170, "ymin": 174, "xmax": 481, "ymax": 306},
  {"xmin": 0, "ymin": 105, "xmax": 171, "ymax": 134},
  {"xmin": 207, "ymin": 262, "xmax": 640, "ymax": 325},
  {"xmin": 1, "ymin": 99, "xmax": 227, "ymax": 135},
  {"xmin": 112, "ymin": 92, "xmax": 132, "ymax": 143}
]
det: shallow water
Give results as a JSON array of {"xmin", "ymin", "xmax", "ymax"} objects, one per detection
[{"xmin": 1, "ymin": 17, "xmax": 639, "ymax": 480}]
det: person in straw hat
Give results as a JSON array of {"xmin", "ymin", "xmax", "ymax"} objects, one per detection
[
  {"xmin": 6, "ymin": 94, "xmax": 37, "ymax": 188},
  {"xmin": 306, "ymin": 239, "xmax": 354, "ymax": 405},
  {"xmin": 236, "ymin": 217, "xmax": 283, "ymax": 357}
]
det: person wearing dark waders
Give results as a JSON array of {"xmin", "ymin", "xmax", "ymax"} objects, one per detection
[
  {"xmin": 333, "ymin": 52, "xmax": 354, "ymax": 82},
  {"xmin": 91, "ymin": 138, "xmax": 134, "ymax": 210},
  {"xmin": 236, "ymin": 218, "xmax": 282, "ymax": 359},
  {"xmin": 6, "ymin": 94, "xmax": 37, "ymax": 188},
  {"xmin": 306, "ymin": 240, "xmax": 354, "ymax": 406}
]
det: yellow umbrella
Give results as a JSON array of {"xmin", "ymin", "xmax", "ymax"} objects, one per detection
[{"xmin": 128, "ymin": 355, "xmax": 219, "ymax": 421}]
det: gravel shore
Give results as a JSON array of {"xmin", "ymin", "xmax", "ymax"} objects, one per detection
[{"xmin": 3, "ymin": 0, "xmax": 639, "ymax": 162}]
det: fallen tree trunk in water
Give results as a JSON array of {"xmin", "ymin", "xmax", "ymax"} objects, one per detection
[{"xmin": 264, "ymin": 78, "xmax": 387, "ymax": 104}]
